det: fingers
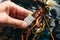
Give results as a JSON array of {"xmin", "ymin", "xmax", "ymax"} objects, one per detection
[
  {"xmin": 8, "ymin": 1, "xmax": 33, "ymax": 19},
  {"xmin": 10, "ymin": 2, "xmax": 33, "ymax": 16},
  {"xmin": 0, "ymin": 12, "xmax": 27, "ymax": 29},
  {"xmin": 0, "ymin": 1, "xmax": 33, "ymax": 29},
  {"xmin": 1, "ymin": 1, "xmax": 33, "ymax": 19},
  {"xmin": 1, "ymin": 1, "xmax": 33, "ymax": 18},
  {"xmin": 7, "ymin": 16, "xmax": 27, "ymax": 29},
  {"xmin": 0, "ymin": 1, "xmax": 33, "ymax": 19}
]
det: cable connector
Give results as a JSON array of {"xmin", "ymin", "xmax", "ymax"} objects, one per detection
[{"xmin": 24, "ymin": 14, "xmax": 35, "ymax": 26}]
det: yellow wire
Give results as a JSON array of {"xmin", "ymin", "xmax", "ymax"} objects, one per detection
[
  {"xmin": 44, "ymin": 16, "xmax": 55, "ymax": 40},
  {"xmin": 22, "ymin": 34, "xmax": 24, "ymax": 40},
  {"xmin": 32, "ymin": 17, "xmax": 46, "ymax": 34}
]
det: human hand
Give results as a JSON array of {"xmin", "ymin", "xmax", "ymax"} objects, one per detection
[{"xmin": 0, "ymin": 1, "xmax": 32, "ymax": 29}]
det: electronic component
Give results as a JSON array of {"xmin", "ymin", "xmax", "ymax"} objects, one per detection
[{"xmin": 24, "ymin": 14, "xmax": 35, "ymax": 26}]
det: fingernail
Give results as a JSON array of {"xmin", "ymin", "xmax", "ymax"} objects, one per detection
[{"xmin": 22, "ymin": 22, "xmax": 28, "ymax": 29}]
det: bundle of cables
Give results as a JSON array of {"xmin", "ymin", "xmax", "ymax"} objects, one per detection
[{"xmin": 21, "ymin": 0, "xmax": 55, "ymax": 40}]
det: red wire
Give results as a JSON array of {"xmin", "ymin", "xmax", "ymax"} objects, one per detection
[
  {"xmin": 21, "ymin": 6, "xmax": 45, "ymax": 40},
  {"xmin": 26, "ymin": 24, "xmax": 36, "ymax": 40}
]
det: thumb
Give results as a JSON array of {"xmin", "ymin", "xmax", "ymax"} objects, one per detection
[{"xmin": 7, "ymin": 17, "xmax": 27, "ymax": 29}]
